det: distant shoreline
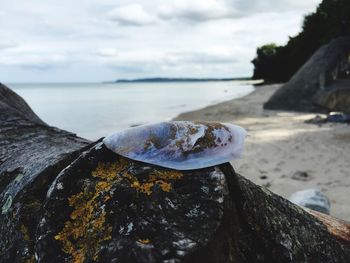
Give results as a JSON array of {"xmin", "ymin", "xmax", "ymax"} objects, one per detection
[{"xmin": 112, "ymin": 77, "xmax": 253, "ymax": 83}]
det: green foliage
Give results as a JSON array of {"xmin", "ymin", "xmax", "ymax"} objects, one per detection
[
  {"xmin": 252, "ymin": 0, "xmax": 350, "ymax": 82},
  {"xmin": 252, "ymin": 44, "xmax": 282, "ymax": 81}
]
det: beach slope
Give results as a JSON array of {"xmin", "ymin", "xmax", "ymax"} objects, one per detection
[{"xmin": 175, "ymin": 84, "xmax": 350, "ymax": 221}]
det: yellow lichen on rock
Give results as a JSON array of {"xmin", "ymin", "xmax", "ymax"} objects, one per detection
[
  {"xmin": 149, "ymin": 170, "xmax": 184, "ymax": 181},
  {"xmin": 54, "ymin": 157, "xmax": 184, "ymax": 262},
  {"xmin": 92, "ymin": 159, "xmax": 128, "ymax": 180},
  {"xmin": 155, "ymin": 180, "xmax": 172, "ymax": 192},
  {"xmin": 54, "ymin": 159, "xmax": 128, "ymax": 263},
  {"xmin": 149, "ymin": 170, "xmax": 183, "ymax": 193},
  {"xmin": 25, "ymin": 256, "xmax": 36, "ymax": 263},
  {"xmin": 138, "ymin": 238, "xmax": 151, "ymax": 244},
  {"xmin": 124, "ymin": 169, "xmax": 183, "ymax": 195},
  {"xmin": 20, "ymin": 224, "xmax": 30, "ymax": 241}
]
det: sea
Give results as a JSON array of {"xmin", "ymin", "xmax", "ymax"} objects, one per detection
[{"xmin": 7, "ymin": 81, "xmax": 255, "ymax": 140}]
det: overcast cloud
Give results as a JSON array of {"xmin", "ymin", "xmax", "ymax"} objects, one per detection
[{"xmin": 0, "ymin": 0, "xmax": 321, "ymax": 82}]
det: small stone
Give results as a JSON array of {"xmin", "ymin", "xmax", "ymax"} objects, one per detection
[
  {"xmin": 289, "ymin": 189, "xmax": 330, "ymax": 215},
  {"xmin": 291, "ymin": 171, "xmax": 312, "ymax": 181},
  {"xmin": 305, "ymin": 115, "xmax": 326, "ymax": 124}
]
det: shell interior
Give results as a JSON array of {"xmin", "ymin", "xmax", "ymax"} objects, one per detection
[{"xmin": 103, "ymin": 121, "xmax": 246, "ymax": 170}]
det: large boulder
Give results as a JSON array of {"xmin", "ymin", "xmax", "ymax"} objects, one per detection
[
  {"xmin": 264, "ymin": 37, "xmax": 350, "ymax": 112},
  {"xmin": 313, "ymin": 80, "xmax": 350, "ymax": 113}
]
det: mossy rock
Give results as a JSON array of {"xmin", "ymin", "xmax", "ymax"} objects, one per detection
[{"xmin": 36, "ymin": 143, "xmax": 229, "ymax": 262}]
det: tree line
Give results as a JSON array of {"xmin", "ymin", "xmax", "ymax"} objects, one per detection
[{"xmin": 252, "ymin": 0, "xmax": 350, "ymax": 82}]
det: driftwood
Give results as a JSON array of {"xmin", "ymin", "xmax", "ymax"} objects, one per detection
[{"xmin": 0, "ymin": 83, "xmax": 349, "ymax": 262}]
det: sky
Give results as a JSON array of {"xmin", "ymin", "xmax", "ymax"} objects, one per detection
[{"xmin": 0, "ymin": 0, "xmax": 322, "ymax": 83}]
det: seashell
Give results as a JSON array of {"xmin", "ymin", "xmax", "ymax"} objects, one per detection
[{"xmin": 103, "ymin": 121, "xmax": 246, "ymax": 170}]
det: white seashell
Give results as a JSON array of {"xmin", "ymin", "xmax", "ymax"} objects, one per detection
[{"xmin": 103, "ymin": 121, "xmax": 246, "ymax": 170}]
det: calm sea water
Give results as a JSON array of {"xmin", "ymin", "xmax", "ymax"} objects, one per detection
[{"xmin": 8, "ymin": 82, "xmax": 254, "ymax": 140}]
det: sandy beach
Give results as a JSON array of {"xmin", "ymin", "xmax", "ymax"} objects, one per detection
[{"xmin": 175, "ymin": 84, "xmax": 350, "ymax": 221}]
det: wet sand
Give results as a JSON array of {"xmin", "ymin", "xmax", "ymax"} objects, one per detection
[{"xmin": 175, "ymin": 84, "xmax": 350, "ymax": 221}]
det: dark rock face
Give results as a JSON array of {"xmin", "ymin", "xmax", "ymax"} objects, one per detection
[
  {"xmin": 264, "ymin": 37, "xmax": 350, "ymax": 112},
  {"xmin": 0, "ymin": 83, "xmax": 90, "ymax": 262},
  {"xmin": 0, "ymin": 83, "xmax": 45, "ymax": 125},
  {"xmin": 36, "ymin": 143, "xmax": 228, "ymax": 263},
  {"xmin": 313, "ymin": 82, "xmax": 350, "ymax": 113}
]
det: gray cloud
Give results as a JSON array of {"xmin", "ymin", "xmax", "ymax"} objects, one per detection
[
  {"xmin": 0, "ymin": 51, "xmax": 70, "ymax": 70},
  {"xmin": 157, "ymin": 0, "xmax": 236, "ymax": 22},
  {"xmin": 155, "ymin": 0, "xmax": 320, "ymax": 23},
  {"xmin": 0, "ymin": 40, "xmax": 17, "ymax": 50},
  {"xmin": 96, "ymin": 49, "xmax": 240, "ymax": 79},
  {"xmin": 107, "ymin": 4, "xmax": 157, "ymax": 26},
  {"xmin": 105, "ymin": 0, "xmax": 320, "ymax": 26},
  {"xmin": 0, "ymin": 0, "xmax": 322, "ymax": 82},
  {"xmin": 98, "ymin": 49, "xmax": 237, "ymax": 65},
  {"xmin": 166, "ymin": 51, "xmax": 238, "ymax": 64},
  {"xmin": 232, "ymin": 0, "xmax": 321, "ymax": 17}
]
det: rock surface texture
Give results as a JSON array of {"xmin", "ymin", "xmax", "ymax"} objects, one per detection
[
  {"xmin": 264, "ymin": 37, "xmax": 350, "ymax": 112},
  {"xmin": 313, "ymin": 79, "xmax": 350, "ymax": 113},
  {"xmin": 0, "ymin": 83, "xmax": 350, "ymax": 262}
]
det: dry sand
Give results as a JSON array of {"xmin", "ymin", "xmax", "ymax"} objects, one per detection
[{"xmin": 175, "ymin": 84, "xmax": 350, "ymax": 221}]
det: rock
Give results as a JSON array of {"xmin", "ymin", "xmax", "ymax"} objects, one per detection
[
  {"xmin": 264, "ymin": 37, "xmax": 350, "ymax": 112},
  {"xmin": 36, "ymin": 143, "xmax": 228, "ymax": 262},
  {"xmin": 289, "ymin": 189, "xmax": 331, "ymax": 215},
  {"xmin": 305, "ymin": 112, "xmax": 350, "ymax": 124},
  {"xmin": 326, "ymin": 112, "xmax": 350, "ymax": 122},
  {"xmin": 312, "ymin": 80, "xmax": 350, "ymax": 114},
  {"xmin": 0, "ymin": 84, "xmax": 90, "ymax": 263},
  {"xmin": 291, "ymin": 171, "xmax": 313, "ymax": 181},
  {"xmin": 304, "ymin": 115, "xmax": 327, "ymax": 124}
]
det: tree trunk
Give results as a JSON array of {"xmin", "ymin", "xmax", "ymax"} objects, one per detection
[{"xmin": 0, "ymin": 83, "xmax": 349, "ymax": 262}]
